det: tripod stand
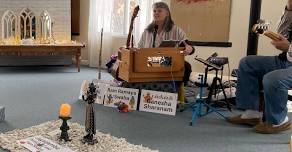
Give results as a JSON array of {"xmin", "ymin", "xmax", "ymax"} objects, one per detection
[
  {"xmin": 205, "ymin": 65, "xmax": 231, "ymax": 111},
  {"xmin": 189, "ymin": 58, "xmax": 231, "ymax": 125}
]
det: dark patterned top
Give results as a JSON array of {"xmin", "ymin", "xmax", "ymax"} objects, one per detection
[{"xmin": 276, "ymin": 7, "xmax": 292, "ymax": 62}]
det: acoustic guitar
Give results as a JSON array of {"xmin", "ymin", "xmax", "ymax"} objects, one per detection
[
  {"xmin": 252, "ymin": 20, "xmax": 281, "ymax": 41},
  {"xmin": 110, "ymin": 6, "xmax": 140, "ymax": 80}
]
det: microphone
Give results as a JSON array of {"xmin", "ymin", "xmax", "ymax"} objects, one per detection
[{"xmin": 152, "ymin": 25, "xmax": 158, "ymax": 47}]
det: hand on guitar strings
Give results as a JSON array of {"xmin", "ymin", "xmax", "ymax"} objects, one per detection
[{"xmin": 271, "ymin": 34, "xmax": 290, "ymax": 52}]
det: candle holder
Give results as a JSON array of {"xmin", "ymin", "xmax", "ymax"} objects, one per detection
[{"xmin": 59, "ymin": 116, "xmax": 72, "ymax": 142}]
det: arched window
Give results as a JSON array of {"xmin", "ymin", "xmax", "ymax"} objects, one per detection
[
  {"xmin": 1, "ymin": 10, "xmax": 17, "ymax": 39},
  {"xmin": 40, "ymin": 11, "xmax": 52, "ymax": 41},
  {"xmin": 19, "ymin": 8, "xmax": 36, "ymax": 39}
]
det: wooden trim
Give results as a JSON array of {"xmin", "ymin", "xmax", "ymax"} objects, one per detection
[
  {"xmin": 71, "ymin": 0, "xmax": 80, "ymax": 36},
  {"xmin": 189, "ymin": 41, "xmax": 232, "ymax": 47}
]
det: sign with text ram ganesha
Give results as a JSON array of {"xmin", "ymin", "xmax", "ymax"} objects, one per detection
[{"xmin": 104, "ymin": 86, "xmax": 139, "ymax": 110}]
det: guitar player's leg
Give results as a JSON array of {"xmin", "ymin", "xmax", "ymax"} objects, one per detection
[
  {"xmin": 262, "ymin": 68, "xmax": 292, "ymax": 125},
  {"xmin": 235, "ymin": 55, "xmax": 284, "ymax": 111},
  {"xmin": 228, "ymin": 55, "xmax": 286, "ymax": 126}
]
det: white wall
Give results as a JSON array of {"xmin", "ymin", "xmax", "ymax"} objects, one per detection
[
  {"xmin": 76, "ymin": 0, "xmax": 287, "ymax": 73},
  {"xmin": 185, "ymin": 0, "xmax": 251, "ymax": 73}
]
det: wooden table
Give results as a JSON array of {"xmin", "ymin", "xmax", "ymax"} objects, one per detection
[{"xmin": 0, "ymin": 43, "xmax": 84, "ymax": 72}]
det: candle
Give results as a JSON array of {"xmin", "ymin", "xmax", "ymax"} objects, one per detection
[{"xmin": 59, "ymin": 103, "xmax": 71, "ymax": 117}]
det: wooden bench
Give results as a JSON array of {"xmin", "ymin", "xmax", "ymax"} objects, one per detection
[{"xmin": 0, "ymin": 43, "xmax": 84, "ymax": 72}]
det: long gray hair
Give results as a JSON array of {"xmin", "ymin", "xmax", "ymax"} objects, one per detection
[{"xmin": 146, "ymin": 2, "xmax": 174, "ymax": 32}]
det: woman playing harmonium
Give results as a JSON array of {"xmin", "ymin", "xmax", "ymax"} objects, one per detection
[{"xmin": 138, "ymin": 1, "xmax": 195, "ymax": 85}]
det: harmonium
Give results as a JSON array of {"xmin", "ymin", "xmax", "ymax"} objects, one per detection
[{"xmin": 117, "ymin": 47, "xmax": 185, "ymax": 82}]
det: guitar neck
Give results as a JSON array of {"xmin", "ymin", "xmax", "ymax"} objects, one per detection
[
  {"xmin": 263, "ymin": 30, "xmax": 281, "ymax": 41},
  {"xmin": 126, "ymin": 24, "xmax": 133, "ymax": 48},
  {"xmin": 126, "ymin": 6, "xmax": 139, "ymax": 48},
  {"xmin": 252, "ymin": 22, "xmax": 281, "ymax": 41}
]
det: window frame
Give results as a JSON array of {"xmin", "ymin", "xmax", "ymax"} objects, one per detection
[
  {"xmin": 112, "ymin": 0, "xmax": 141, "ymax": 37},
  {"xmin": 1, "ymin": 10, "xmax": 17, "ymax": 40}
]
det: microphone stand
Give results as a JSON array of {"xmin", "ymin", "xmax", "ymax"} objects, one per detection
[
  {"xmin": 152, "ymin": 25, "xmax": 158, "ymax": 48},
  {"xmin": 98, "ymin": 28, "xmax": 103, "ymax": 80}
]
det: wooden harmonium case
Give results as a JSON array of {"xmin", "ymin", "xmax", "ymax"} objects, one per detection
[{"xmin": 118, "ymin": 47, "xmax": 184, "ymax": 82}]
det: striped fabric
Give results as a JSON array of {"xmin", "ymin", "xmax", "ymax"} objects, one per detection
[
  {"xmin": 138, "ymin": 25, "xmax": 187, "ymax": 48},
  {"xmin": 276, "ymin": 7, "xmax": 292, "ymax": 39},
  {"xmin": 0, "ymin": 106, "xmax": 5, "ymax": 122},
  {"xmin": 276, "ymin": 7, "xmax": 292, "ymax": 62}
]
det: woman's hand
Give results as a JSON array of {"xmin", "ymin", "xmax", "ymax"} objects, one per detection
[
  {"xmin": 182, "ymin": 41, "xmax": 194, "ymax": 55},
  {"xmin": 271, "ymin": 34, "xmax": 290, "ymax": 52}
]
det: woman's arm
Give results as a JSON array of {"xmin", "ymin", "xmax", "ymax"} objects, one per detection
[
  {"xmin": 176, "ymin": 26, "xmax": 195, "ymax": 55},
  {"xmin": 178, "ymin": 40, "xmax": 195, "ymax": 55},
  {"xmin": 182, "ymin": 40, "xmax": 195, "ymax": 55}
]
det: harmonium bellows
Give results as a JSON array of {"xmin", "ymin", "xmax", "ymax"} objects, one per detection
[{"xmin": 118, "ymin": 47, "xmax": 185, "ymax": 82}]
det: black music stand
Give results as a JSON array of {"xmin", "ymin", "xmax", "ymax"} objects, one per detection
[
  {"xmin": 188, "ymin": 57, "xmax": 231, "ymax": 125},
  {"xmin": 194, "ymin": 57, "xmax": 231, "ymax": 111}
]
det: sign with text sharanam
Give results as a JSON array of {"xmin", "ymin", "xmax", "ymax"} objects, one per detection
[
  {"xmin": 104, "ymin": 86, "xmax": 139, "ymax": 110},
  {"xmin": 139, "ymin": 90, "xmax": 178, "ymax": 116}
]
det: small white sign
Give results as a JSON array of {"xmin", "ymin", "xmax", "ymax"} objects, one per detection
[
  {"xmin": 18, "ymin": 135, "xmax": 74, "ymax": 152},
  {"xmin": 79, "ymin": 80, "xmax": 89, "ymax": 100},
  {"xmin": 79, "ymin": 80, "xmax": 114, "ymax": 104},
  {"xmin": 104, "ymin": 86, "xmax": 139, "ymax": 110},
  {"xmin": 94, "ymin": 81, "xmax": 111, "ymax": 104},
  {"xmin": 139, "ymin": 90, "xmax": 178, "ymax": 116}
]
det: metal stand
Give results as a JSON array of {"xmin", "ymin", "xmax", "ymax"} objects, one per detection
[
  {"xmin": 190, "ymin": 74, "xmax": 227, "ymax": 126},
  {"xmin": 180, "ymin": 57, "xmax": 232, "ymax": 112},
  {"xmin": 206, "ymin": 66, "xmax": 231, "ymax": 111}
]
